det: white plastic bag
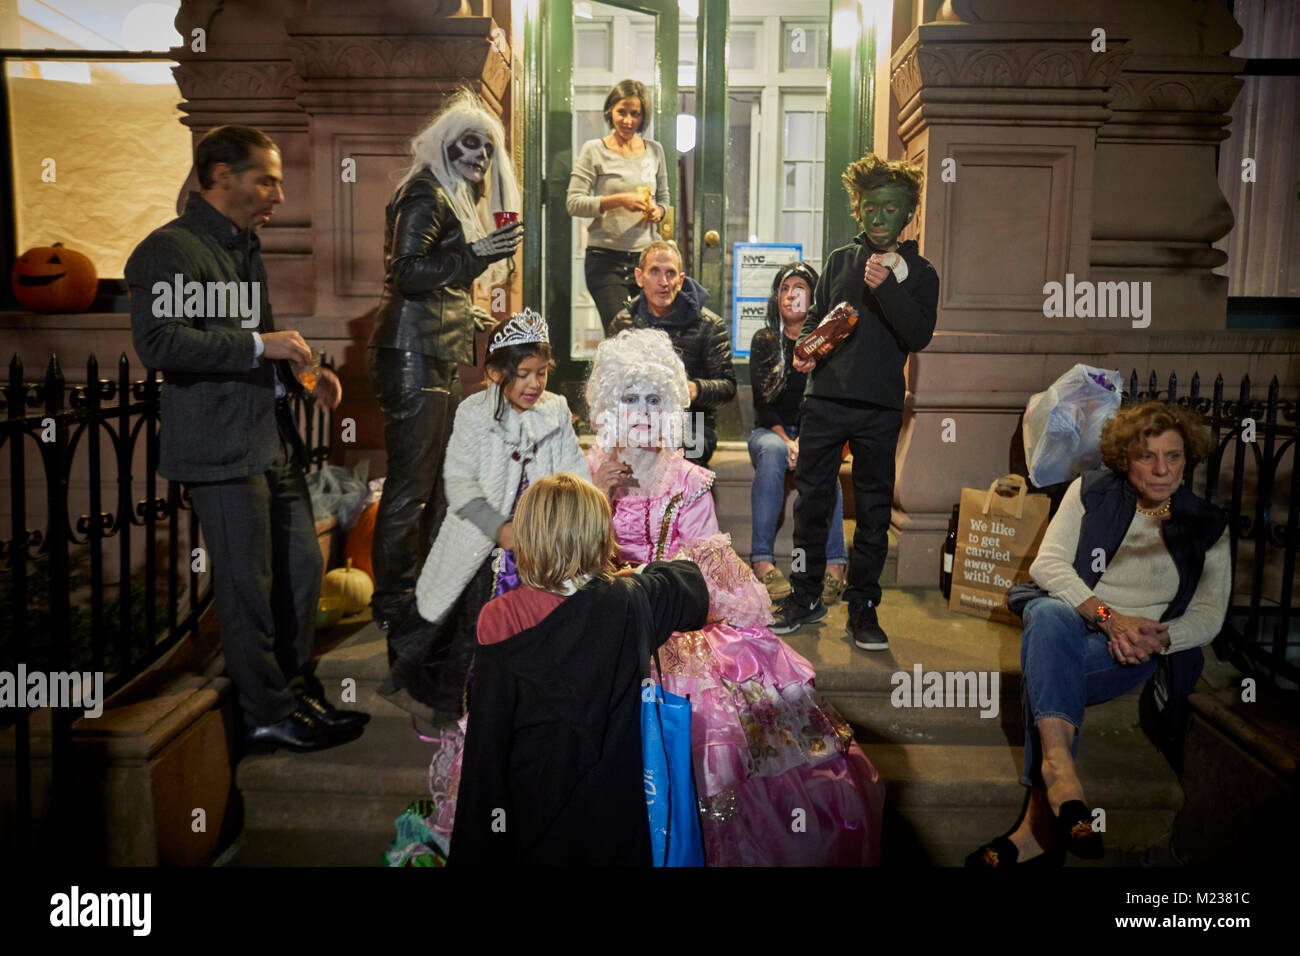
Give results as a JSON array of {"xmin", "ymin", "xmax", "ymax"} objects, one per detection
[{"xmin": 1023, "ymin": 364, "xmax": 1121, "ymax": 487}]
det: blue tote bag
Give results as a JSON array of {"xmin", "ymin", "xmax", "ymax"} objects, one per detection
[{"xmin": 634, "ymin": 589, "xmax": 706, "ymax": 867}]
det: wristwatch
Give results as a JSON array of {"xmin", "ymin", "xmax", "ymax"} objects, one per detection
[{"xmin": 1090, "ymin": 603, "xmax": 1112, "ymax": 631}]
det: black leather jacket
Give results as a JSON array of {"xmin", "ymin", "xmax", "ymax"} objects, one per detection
[
  {"xmin": 609, "ymin": 276, "xmax": 737, "ymax": 427},
  {"xmin": 369, "ymin": 169, "xmax": 489, "ymax": 365}
]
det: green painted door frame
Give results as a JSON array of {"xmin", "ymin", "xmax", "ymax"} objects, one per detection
[
  {"xmin": 522, "ymin": 0, "xmax": 879, "ymax": 409},
  {"xmin": 526, "ymin": 0, "xmax": 679, "ymax": 404},
  {"xmin": 691, "ymin": 0, "xmax": 726, "ymax": 295},
  {"xmin": 822, "ymin": 0, "xmax": 877, "ymax": 261}
]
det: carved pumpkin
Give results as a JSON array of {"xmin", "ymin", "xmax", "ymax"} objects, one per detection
[
  {"xmin": 12, "ymin": 242, "xmax": 98, "ymax": 313},
  {"xmin": 322, "ymin": 558, "xmax": 374, "ymax": 616}
]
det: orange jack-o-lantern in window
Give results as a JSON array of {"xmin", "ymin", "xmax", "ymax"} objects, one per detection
[{"xmin": 11, "ymin": 242, "xmax": 99, "ymax": 313}]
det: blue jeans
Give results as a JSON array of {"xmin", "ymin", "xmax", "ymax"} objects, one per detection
[
  {"xmin": 747, "ymin": 426, "xmax": 845, "ymax": 566},
  {"xmin": 1019, "ymin": 597, "xmax": 1156, "ymax": 787}
]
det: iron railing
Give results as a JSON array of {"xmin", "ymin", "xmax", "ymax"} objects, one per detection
[
  {"xmin": 1, "ymin": 351, "xmax": 333, "ymax": 854},
  {"xmin": 1124, "ymin": 369, "xmax": 1299, "ymax": 692}
]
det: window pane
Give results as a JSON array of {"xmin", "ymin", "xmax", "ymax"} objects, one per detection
[
  {"xmin": 782, "ymin": 211, "xmax": 811, "ymax": 249},
  {"xmin": 816, "ymin": 112, "xmax": 826, "ymax": 154},
  {"xmin": 632, "ymin": 27, "xmax": 655, "ymax": 71},
  {"xmin": 784, "ymin": 162, "xmax": 812, "ymax": 208},
  {"xmin": 783, "ymin": 111, "xmax": 814, "ymax": 159},
  {"xmin": 6, "ymin": 60, "xmax": 192, "ymax": 278},
  {"xmin": 731, "ymin": 30, "xmax": 758, "ymax": 71},
  {"xmin": 814, "ymin": 161, "xmax": 824, "ymax": 202},
  {"xmin": 782, "ymin": 23, "xmax": 827, "ymax": 70},
  {"xmin": 575, "ymin": 24, "xmax": 611, "ymax": 70},
  {"xmin": 680, "ymin": 29, "xmax": 697, "ymax": 68}
]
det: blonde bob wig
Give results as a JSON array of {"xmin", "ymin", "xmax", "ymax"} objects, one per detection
[{"xmin": 514, "ymin": 473, "xmax": 618, "ymax": 592}]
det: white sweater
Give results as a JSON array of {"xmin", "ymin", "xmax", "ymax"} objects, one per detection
[
  {"xmin": 414, "ymin": 385, "xmax": 591, "ymax": 624},
  {"xmin": 1028, "ymin": 478, "xmax": 1231, "ymax": 653}
]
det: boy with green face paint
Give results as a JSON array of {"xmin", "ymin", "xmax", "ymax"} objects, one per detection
[{"xmin": 769, "ymin": 154, "xmax": 939, "ymax": 650}]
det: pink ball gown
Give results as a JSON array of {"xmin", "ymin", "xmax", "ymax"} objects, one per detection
[{"xmin": 588, "ymin": 446, "xmax": 885, "ymax": 866}]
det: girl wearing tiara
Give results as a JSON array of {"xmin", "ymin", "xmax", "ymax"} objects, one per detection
[{"xmin": 379, "ymin": 310, "xmax": 590, "ymax": 718}]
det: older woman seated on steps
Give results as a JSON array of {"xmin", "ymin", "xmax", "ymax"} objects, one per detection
[{"xmin": 966, "ymin": 400, "xmax": 1231, "ymax": 867}]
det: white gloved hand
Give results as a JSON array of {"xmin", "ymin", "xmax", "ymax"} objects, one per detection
[
  {"xmin": 875, "ymin": 252, "xmax": 909, "ymax": 283},
  {"xmin": 471, "ymin": 220, "xmax": 524, "ymax": 263}
]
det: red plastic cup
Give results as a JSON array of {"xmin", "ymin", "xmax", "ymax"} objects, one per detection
[{"xmin": 494, "ymin": 211, "xmax": 519, "ymax": 228}]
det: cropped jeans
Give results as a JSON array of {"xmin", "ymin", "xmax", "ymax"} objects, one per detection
[
  {"xmin": 748, "ymin": 425, "xmax": 845, "ymax": 566},
  {"xmin": 1019, "ymin": 596, "xmax": 1157, "ymax": 787}
]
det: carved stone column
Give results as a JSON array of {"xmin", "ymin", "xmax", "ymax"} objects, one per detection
[
  {"xmin": 173, "ymin": 1, "xmax": 313, "ymax": 316},
  {"xmin": 284, "ymin": 6, "xmax": 509, "ymax": 326},
  {"xmin": 281, "ymin": 3, "xmax": 511, "ymax": 467},
  {"xmin": 881, "ymin": 0, "xmax": 1247, "ymax": 587}
]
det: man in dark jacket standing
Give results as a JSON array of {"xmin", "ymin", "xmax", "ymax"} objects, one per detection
[
  {"xmin": 126, "ymin": 125, "xmax": 367, "ymax": 752},
  {"xmin": 608, "ymin": 240, "xmax": 736, "ymax": 466},
  {"xmin": 770, "ymin": 154, "xmax": 939, "ymax": 651}
]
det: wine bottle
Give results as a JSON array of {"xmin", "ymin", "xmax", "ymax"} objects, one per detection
[{"xmin": 940, "ymin": 504, "xmax": 959, "ymax": 599}]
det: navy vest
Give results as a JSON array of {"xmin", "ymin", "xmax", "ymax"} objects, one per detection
[{"xmin": 1072, "ymin": 468, "xmax": 1228, "ymax": 697}]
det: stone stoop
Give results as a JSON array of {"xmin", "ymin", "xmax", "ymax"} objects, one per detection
[
  {"xmin": 220, "ymin": 621, "xmax": 434, "ymax": 867},
  {"xmin": 784, "ymin": 591, "xmax": 1187, "ymax": 866},
  {"xmin": 223, "ymin": 581, "xmax": 1198, "ymax": 867}
]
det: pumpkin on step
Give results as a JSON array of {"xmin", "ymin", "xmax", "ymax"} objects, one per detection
[
  {"xmin": 12, "ymin": 242, "xmax": 98, "ymax": 313},
  {"xmin": 322, "ymin": 558, "xmax": 373, "ymax": 616}
]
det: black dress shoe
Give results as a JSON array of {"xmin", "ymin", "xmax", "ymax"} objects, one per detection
[
  {"xmin": 296, "ymin": 692, "xmax": 371, "ymax": 729},
  {"xmin": 244, "ymin": 709, "xmax": 362, "ymax": 754},
  {"xmin": 1054, "ymin": 799, "xmax": 1105, "ymax": 859}
]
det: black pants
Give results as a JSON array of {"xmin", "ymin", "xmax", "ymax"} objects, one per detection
[
  {"xmin": 790, "ymin": 396, "xmax": 902, "ymax": 610},
  {"xmin": 585, "ymin": 246, "xmax": 641, "ymax": 332},
  {"xmin": 187, "ymin": 410, "xmax": 323, "ymax": 727},
  {"xmin": 368, "ymin": 347, "xmax": 461, "ymax": 626}
]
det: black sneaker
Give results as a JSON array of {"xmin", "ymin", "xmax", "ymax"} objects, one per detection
[
  {"xmin": 769, "ymin": 594, "xmax": 827, "ymax": 635},
  {"xmin": 850, "ymin": 603, "xmax": 889, "ymax": 650}
]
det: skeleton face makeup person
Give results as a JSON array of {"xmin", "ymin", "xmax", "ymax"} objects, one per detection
[{"xmin": 446, "ymin": 130, "xmax": 495, "ymax": 183}]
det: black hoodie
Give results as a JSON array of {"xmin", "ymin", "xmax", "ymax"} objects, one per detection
[
  {"xmin": 798, "ymin": 234, "xmax": 939, "ymax": 409},
  {"xmin": 449, "ymin": 560, "xmax": 708, "ymax": 866}
]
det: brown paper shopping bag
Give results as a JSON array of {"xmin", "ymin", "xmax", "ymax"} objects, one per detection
[{"xmin": 948, "ymin": 475, "xmax": 1051, "ymax": 623}]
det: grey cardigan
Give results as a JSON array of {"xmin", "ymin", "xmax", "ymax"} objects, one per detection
[
  {"xmin": 565, "ymin": 137, "xmax": 670, "ymax": 252},
  {"xmin": 126, "ymin": 192, "xmax": 304, "ymax": 483}
]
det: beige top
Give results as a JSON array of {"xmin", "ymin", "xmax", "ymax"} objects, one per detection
[{"xmin": 1028, "ymin": 478, "xmax": 1231, "ymax": 653}]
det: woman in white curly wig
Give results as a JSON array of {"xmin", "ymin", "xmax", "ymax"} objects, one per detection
[
  {"xmin": 368, "ymin": 89, "xmax": 525, "ymax": 636},
  {"xmin": 585, "ymin": 329, "xmax": 887, "ymax": 866}
]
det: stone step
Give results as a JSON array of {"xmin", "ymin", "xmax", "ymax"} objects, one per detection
[
  {"xmin": 216, "ymin": 827, "xmax": 390, "ymax": 867},
  {"xmin": 237, "ymin": 715, "xmax": 437, "ymax": 834},
  {"xmin": 870, "ymin": 740, "xmax": 1181, "ymax": 865}
]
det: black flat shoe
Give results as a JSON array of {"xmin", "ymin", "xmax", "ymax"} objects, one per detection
[
  {"xmin": 964, "ymin": 835, "xmax": 1065, "ymax": 868},
  {"xmin": 296, "ymin": 691, "xmax": 370, "ymax": 729},
  {"xmin": 244, "ymin": 709, "xmax": 362, "ymax": 754},
  {"xmin": 1054, "ymin": 799, "xmax": 1105, "ymax": 859}
]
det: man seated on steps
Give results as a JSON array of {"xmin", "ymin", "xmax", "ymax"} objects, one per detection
[{"xmin": 607, "ymin": 240, "xmax": 736, "ymax": 467}]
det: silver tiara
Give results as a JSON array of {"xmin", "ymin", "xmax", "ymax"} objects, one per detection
[{"xmin": 489, "ymin": 308, "xmax": 549, "ymax": 353}]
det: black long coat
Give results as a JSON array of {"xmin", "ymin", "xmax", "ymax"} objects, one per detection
[{"xmin": 450, "ymin": 561, "xmax": 709, "ymax": 866}]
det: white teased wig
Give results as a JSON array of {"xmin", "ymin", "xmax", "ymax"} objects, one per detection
[
  {"xmin": 585, "ymin": 329, "xmax": 690, "ymax": 451},
  {"xmin": 403, "ymin": 89, "xmax": 521, "ymax": 288}
]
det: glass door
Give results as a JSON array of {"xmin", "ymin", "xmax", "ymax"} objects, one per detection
[{"xmin": 537, "ymin": 0, "xmax": 679, "ymax": 398}]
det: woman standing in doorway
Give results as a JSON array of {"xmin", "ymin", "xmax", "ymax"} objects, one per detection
[{"xmin": 566, "ymin": 78, "xmax": 671, "ymax": 332}]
